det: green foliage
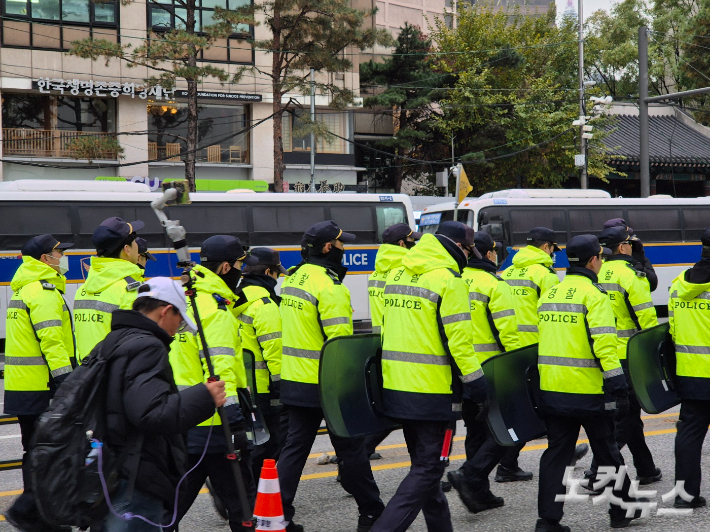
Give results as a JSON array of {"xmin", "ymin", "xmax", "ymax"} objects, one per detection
[{"xmin": 66, "ymin": 135, "xmax": 125, "ymax": 163}]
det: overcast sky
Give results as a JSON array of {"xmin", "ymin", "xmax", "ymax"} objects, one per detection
[{"xmin": 556, "ymin": 0, "xmax": 617, "ymax": 20}]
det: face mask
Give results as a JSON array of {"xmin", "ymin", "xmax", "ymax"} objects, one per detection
[
  {"xmin": 404, "ymin": 240, "xmax": 416, "ymax": 250},
  {"xmin": 47, "ymin": 254, "xmax": 69, "ymax": 275},
  {"xmin": 327, "ymin": 246, "xmax": 345, "ymax": 267},
  {"xmin": 219, "ymin": 267, "xmax": 242, "ymax": 292}
]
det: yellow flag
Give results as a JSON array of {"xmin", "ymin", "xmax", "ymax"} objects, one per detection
[{"xmin": 457, "ymin": 164, "xmax": 473, "ymax": 203}]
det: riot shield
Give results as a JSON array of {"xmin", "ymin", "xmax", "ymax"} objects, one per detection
[
  {"xmin": 482, "ymin": 344, "xmax": 547, "ymax": 446},
  {"xmin": 319, "ymin": 333, "xmax": 399, "ymax": 438},
  {"xmin": 627, "ymin": 322, "xmax": 679, "ymax": 415},
  {"xmin": 242, "ymin": 349, "xmax": 270, "ymax": 446}
]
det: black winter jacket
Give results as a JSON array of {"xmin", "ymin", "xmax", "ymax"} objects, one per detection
[{"xmin": 103, "ymin": 310, "xmax": 215, "ymax": 506}]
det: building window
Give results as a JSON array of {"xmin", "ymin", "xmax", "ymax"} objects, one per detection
[
  {"xmin": 147, "ymin": 103, "xmax": 250, "ymax": 164},
  {"xmin": 282, "ymin": 110, "xmax": 348, "ymax": 154},
  {"xmin": 149, "ymin": 0, "xmax": 249, "ymax": 34}
]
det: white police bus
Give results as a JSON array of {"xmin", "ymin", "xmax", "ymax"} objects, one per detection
[
  {"xmin": 419, "ymin": 188, "xmax": 710, "ymax": 312},
  {"xmin": 0, "ymin": 180, "xmax": 414, "ymax": 339}
]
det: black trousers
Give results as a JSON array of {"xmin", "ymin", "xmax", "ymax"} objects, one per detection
[
  {"xmin": 371, "ymin": 420, "xmax": 452, "ymax": 532},
  {"xmin": 171, "ymin": 453, "xmax": 256, "ymax": 532},
  {"xmin": 539, "ymin": 414, "xmax": 632, "ymax": 522},
  {"xmin": 251, "ymin": 397, "xmax": 289, "ymax": 481},
  {"xmin": 365, "ymin": 428, "xmax": 395, "ymax": 456},
  {"xmin": 675, "ymin": 399, "xmax": 710, "ymax": 499},
  {"xmin": 8, "ymin": 415, "xmax": 49, "ymax": 525},
  {"xmin": 277, "ymin": 405, "xmax": 383, "ymax": 523},
  {"xmin": 461, "ymin": 401, "xmax": 524, "ymax": 495},
  {"xmin": 589, "ymin": 392, "xmax": 656, "ymax": 477}
]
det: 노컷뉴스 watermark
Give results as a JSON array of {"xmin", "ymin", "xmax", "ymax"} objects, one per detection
[{"xmin": 556, "ymin": 466, "xmax": 696, "ymax": 518}]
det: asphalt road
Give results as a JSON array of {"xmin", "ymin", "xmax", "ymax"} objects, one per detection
[{"xmin": 0, "ymin": 389, "xmax": 705, "ymax": 532}]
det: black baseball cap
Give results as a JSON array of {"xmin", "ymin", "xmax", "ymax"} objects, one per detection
[
  {"xmin": 136, "ymin": 237, "xmax": 157, "ymax": 262},
  {"xmin": 566, "ymin": 235, "xmax": 603, "ymax": 264},
  {"xmin": 200, "ymin": 235, "xmax": 258, "ymax": 265},
  {"xmin": 302, "ymin": 221, "xmax": 356, "ymax": 248},
  {"xmin": 527, "ymin": 227, "xmax": 561, "ymax": 252},
  {"xmin": 436, "ymin": 221, "xmax": 482, "ymax": 259},
  {"xmin": 701, "ymin": 228, "xmax": 710, "ymax": 247},
  {"xmin": 22, "ymin": 234, "xmax": 73, "ymax": 261},
  {"xmin": 598, "ymin": 226, "xmax": 630, "ymax": 250},
  {"xmin": 604, "ymin": 217, "xmax": 634, "ymax": 236},
  {"xmin": 249, "ymin": 247, "xmax": 288, "ymax": 275},
  {"xmin": 382, "ymin": 223, "xmax": 422, "ymax": 245},
  {"xmin": 92, "ymin": 217, "xmax": 145, "ymax": 255},
  {"xmin": 474, "ymin": 232, "xmax": 497, "ymax": 255}
]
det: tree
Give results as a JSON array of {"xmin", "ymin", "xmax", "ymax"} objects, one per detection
[
  {"xmin": 239, "ymin": 0, "xmax": 392, "ymax": 191},
  {"xmin": 360, "ymin": 23, "xmax": 449, "ymax": 193},
  {"xmin": 69, "ymin": 1, "xmax": 250, "ymax": 191}
]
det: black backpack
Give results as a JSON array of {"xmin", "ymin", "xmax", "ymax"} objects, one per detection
[{"xmin": 30, "ymin": 331, "xmax": 146, "ymax": 529}]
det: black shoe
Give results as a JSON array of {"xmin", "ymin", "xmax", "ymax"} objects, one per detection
[
  {"xmin": 369, "ymin": 452, "xmax": 382, "ymax": 460},
  {"xmin": 286, "ymin": 522, "xmax": 305, "ymax": 532},
  {"xmin": 674, "ymin": 495, "xmax": 706, "ymax": 508},
  {"xmin": 636, "ymin": 468, "xmax": 662, "ymax": 485},
  {"xmin": 580, "ymin": 470, "xmax": 603, "ymax": 495},
  {"xmin": 534, "ymin": 518, "xmax": 570, "ymax": 532},
  {"xmin": 571, "ymin": 443, "xmax": 589, "ymax": 466},
  {"xmin": 610, "ymin": 516, "xmax": 636, "ymax": 529},
  {"xmin": 4, "ymin": 508, "xmax": 34, "ymax": 532},
  {"xmin": 356, "ymin": 514, "xmax": 379, "ymax": 532},
  {"xmin": 206, "ymin": 478, "xmax": 229, "ymax": 521},
  {"xmin": 495, "ymin": 464, "xmax": 533, "ymax": 482},
  {"xmin": 447, "ymin": 471, "xmax": 504, "ymax": 513},
  {"xmin": 441, "ymin": 480, "xmax": 452, "ymax": 493}
]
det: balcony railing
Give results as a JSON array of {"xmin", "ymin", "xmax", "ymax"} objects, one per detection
[
  {"xmin": 148, "ymin": 142, "xmax": 249, "ymax": 164},
  {"xmin": 2, "ymin": 129, "xmax": 119, "ymax": 159}
]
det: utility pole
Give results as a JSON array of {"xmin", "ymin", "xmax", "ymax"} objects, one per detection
[
  {"xmin": 309, "ymin": 68, "xmax": 316, "ymax": 192},
  {"xmin": 578, "ymin": 0, "xmax": 588, "ymax": 189}
]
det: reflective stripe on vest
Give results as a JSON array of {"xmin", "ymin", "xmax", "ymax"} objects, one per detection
[
  {"xmin": 283, "ymin": 346, "xmax": 320, "ymax": 359},
  {"xmin": 539, "ymin": 355, "xmax": 597, "ymax": 368},
  {"xmin": 282, "ymin": 287, "xmax": 318, "ymax": 306},
  {"xmin": 382, "ymin": 350, "xmax": 449, "ymax": 366},
  {"xmin": 73, "ymin": 300, "xmax": 120, "ymax": 313},
  {"xmin": 384, "ymin": 284, "xmax": 441, "ymax": 303}
]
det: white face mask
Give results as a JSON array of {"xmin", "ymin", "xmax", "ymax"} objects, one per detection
[{"xmin": 47, "ymin": 254, "xmax": 69, "ymax": 275}]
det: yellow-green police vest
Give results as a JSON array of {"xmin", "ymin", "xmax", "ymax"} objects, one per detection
[
  {"xmin": 381, "ymin": 234, "xmax": 486, "ymax": 420},
  {"xmin": 233, "ymin": 284, "xmax": 282, "ymax": 397},
  {"xmin": 502, "ymin": 246, "xmax": 560, "ymax": 347},
  {"xmin": 537, "ymin": 271, "xmax": 626, "ymax": 416},
  {"xmin": 169, "ymin": 265, "xmax": 245, "ymax": 428},
  {"xmin": 462, "ymin": 266, "xmax": 520, "ymax": 364},
  {"xmin": 368, "ymin": 244, "xmax": 408, "ymax": 334},
  {"xmin": 5, "ymin": 257, "xmax": 75, "ymax": 415},
  {"xmin": 669, "ymin": 273, "xmax": 710, "ymax": 400},
  {"xmin": 280, "ymin": 263, "xmax": 353, "ymax": 408},
  {"xmin": 74, "ymin": 257, "xmax": 142, "ymax": 362},
  {"xmin": 598, "ymin": 256, "xmax": 657, "ymax": 361}
]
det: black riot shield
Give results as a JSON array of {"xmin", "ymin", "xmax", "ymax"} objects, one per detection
[
  {"xmin": 482, "ymin": 344, "xmax": 547, "ymax": 446},
  {"xmin": 242, "ymin": 349, "xmax": 270, "ymax": 446},
  {"xmin": 319, "ymin": 333, "xmax": 399, "ymax": 438},
  {"xmin": 627, "ymin": 322, "xmax": 679, "ymax": 415}
]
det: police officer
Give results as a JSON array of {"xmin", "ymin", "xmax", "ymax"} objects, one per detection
[
  {"xmin": 168, "ymin": 235, "xmax": 258, "ymax": 532},
  {"xmin": 669, "ymin": 227, "xmax": 710, "ymax": 509},
  {"xmin": 370, "ymin": 221, "xmax": 487, "ymax": 532},
  {"xmin": 4, "ymin": 234, "xmax": 75, "ymax": 531},
  {"xmin": 279, "ymin": 221, "xmax": 384, "ymax": 532},
  {"xmin": 233, "ymin": 247, "xmax": 288, "ymax": 480},
  {"xmin": 603, "ymin": 218, "xmax": 658, "ymax": 292},
  {"xmin": 584, "ymin": 226, "xmax": 661, "ymax": 484},
  {"xmin": 448, "ymin": 231, "xmax": 528, "ymax": 513},
  {"xmin": 74, "ymin": 217, "xmax": 144, "ymax": 362},
  {"xmin": 135, "ymin": 236, "xmax": 157, "ymax": 280},
  {"xmin": 536, "ymin": 235, "xmax": 636, "ymax": 531},
  {"xmin": 368, "ymin": 223, "xmax": 422, "ymax": 335}
]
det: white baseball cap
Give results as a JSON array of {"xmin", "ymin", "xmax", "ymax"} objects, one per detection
[{"xmin": 135, "ymin": 277, "xmax": 196, "ymax": 332}]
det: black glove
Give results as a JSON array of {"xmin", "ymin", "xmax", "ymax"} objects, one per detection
[
  {"xmin": 474, "ymin": 400, "xmax": 490, "ymax": 422},
  {"xmin": 614, "ymin": 394, "xmax": 629, "ymax": 421},
  {"xmin": 230, "ymin": 422, "xmax": 250, "ymax": 451},
  {"xmin": 53, "ymin": 372, "xmax": 70, "ymax": 388},
  {"xmin": 224, "ymin": 402, "xmax": 246, "ymax": 429}
]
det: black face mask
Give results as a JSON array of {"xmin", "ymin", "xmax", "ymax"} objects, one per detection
[
  {"xmin": 137, "ymin": 264, "xmax": 146, "ymax": 271},
  {"xmin": 327, "ymin": 246, "xmax": 345, "ymax": 267},
  {"xmin": 404, "ymin": 240, "xmax": 416, "ymax": 250},
  {"xmin": 219, "ymin": 267, "xmax": 242, "ymax": 292}
]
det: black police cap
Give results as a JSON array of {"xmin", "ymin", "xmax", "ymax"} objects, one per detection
[
  {"xmin": 302, "ymin": 220, "xmax": 356, "ymax": 248},
  {"xmin": 566, "ymin": 234, "xmax": 603, "ymax": 264},
  {"xmin": 701, "ymin": 227, "xmax": 710, "ymax": 247},
  {"xmin": 21, "ymin": 234, "xmax": 73, "ymax": 261},
  {"xmin": 474, "ymin": 231, "xmax": 496, "ymax": 255},
  {"xmin": 92, "ymin": 216, "xmax": 145, "ymax": 254},
  {"xmin": 436, "ymin": 221, "xmax": 482, "ymax": 259},
  {"xmin": 527, "ymin": 227, "xmax": 561, "ymax": 252},
  {"xmin": 136, "ymin": 237, "xmax": 157, "ymax": 262},
  {"xmin": 249, "ymin": 247, "xmax": 288, "ymax": 275},
  {"xmin": 200, "ymin": 235, "xmax": 258, "ymax": 265},
  {"xmin": 603, "ymin": 217, "xmax": 634, "ymax": 236},
  {"xmin": 598, "ymin": 226, "xmax": 630, "ymax": 250},
  {"xmin": 382, "ymin": 223, "xmax": 422, "ymax": 245}
]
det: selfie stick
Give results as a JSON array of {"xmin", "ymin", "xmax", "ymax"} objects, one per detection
[{"xmin": 151, "ymin": 185, "xmax": 254, "ymax": 527}]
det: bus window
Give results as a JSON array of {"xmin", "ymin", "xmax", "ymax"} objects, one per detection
[
  {"xmin": 0, "ymin": 203, "xmax": 72, "ymax": 251},
  {"xmin": 509, "ymin": 209, "xmax": 567, "ymax": 246},
  {"xmin": 568, "ymin": 208, "xmax": 625, "ymax": 237},
  {"xmin": 417, "ymin": 209, "xmax": 468, "ymax": 235},
  {"xmin": 177, "ymin": 204, "xmax": 249, "ymax": 247},
  {"xmin": 626, "ymin": 208, "xmax": 681, "ymax": 242},
  {"xmin": 682, "ymin": 208, "xmax": 710, "ymax": 242},
  {"xmin": 375, "ymin": 204, "xmax": 407, "ymax": 240},
  {"xmin": 252, "ymin": 204, "xmax": 325, "ymax": 245},
  {"xmin": 331, "ymin": 205, "xmax": 377, "ymax": 244}
]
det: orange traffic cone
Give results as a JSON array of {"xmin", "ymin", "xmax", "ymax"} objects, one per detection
[{"xmin": 254, "ymin": 459, "xmax": 286, "ymax": 532}]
